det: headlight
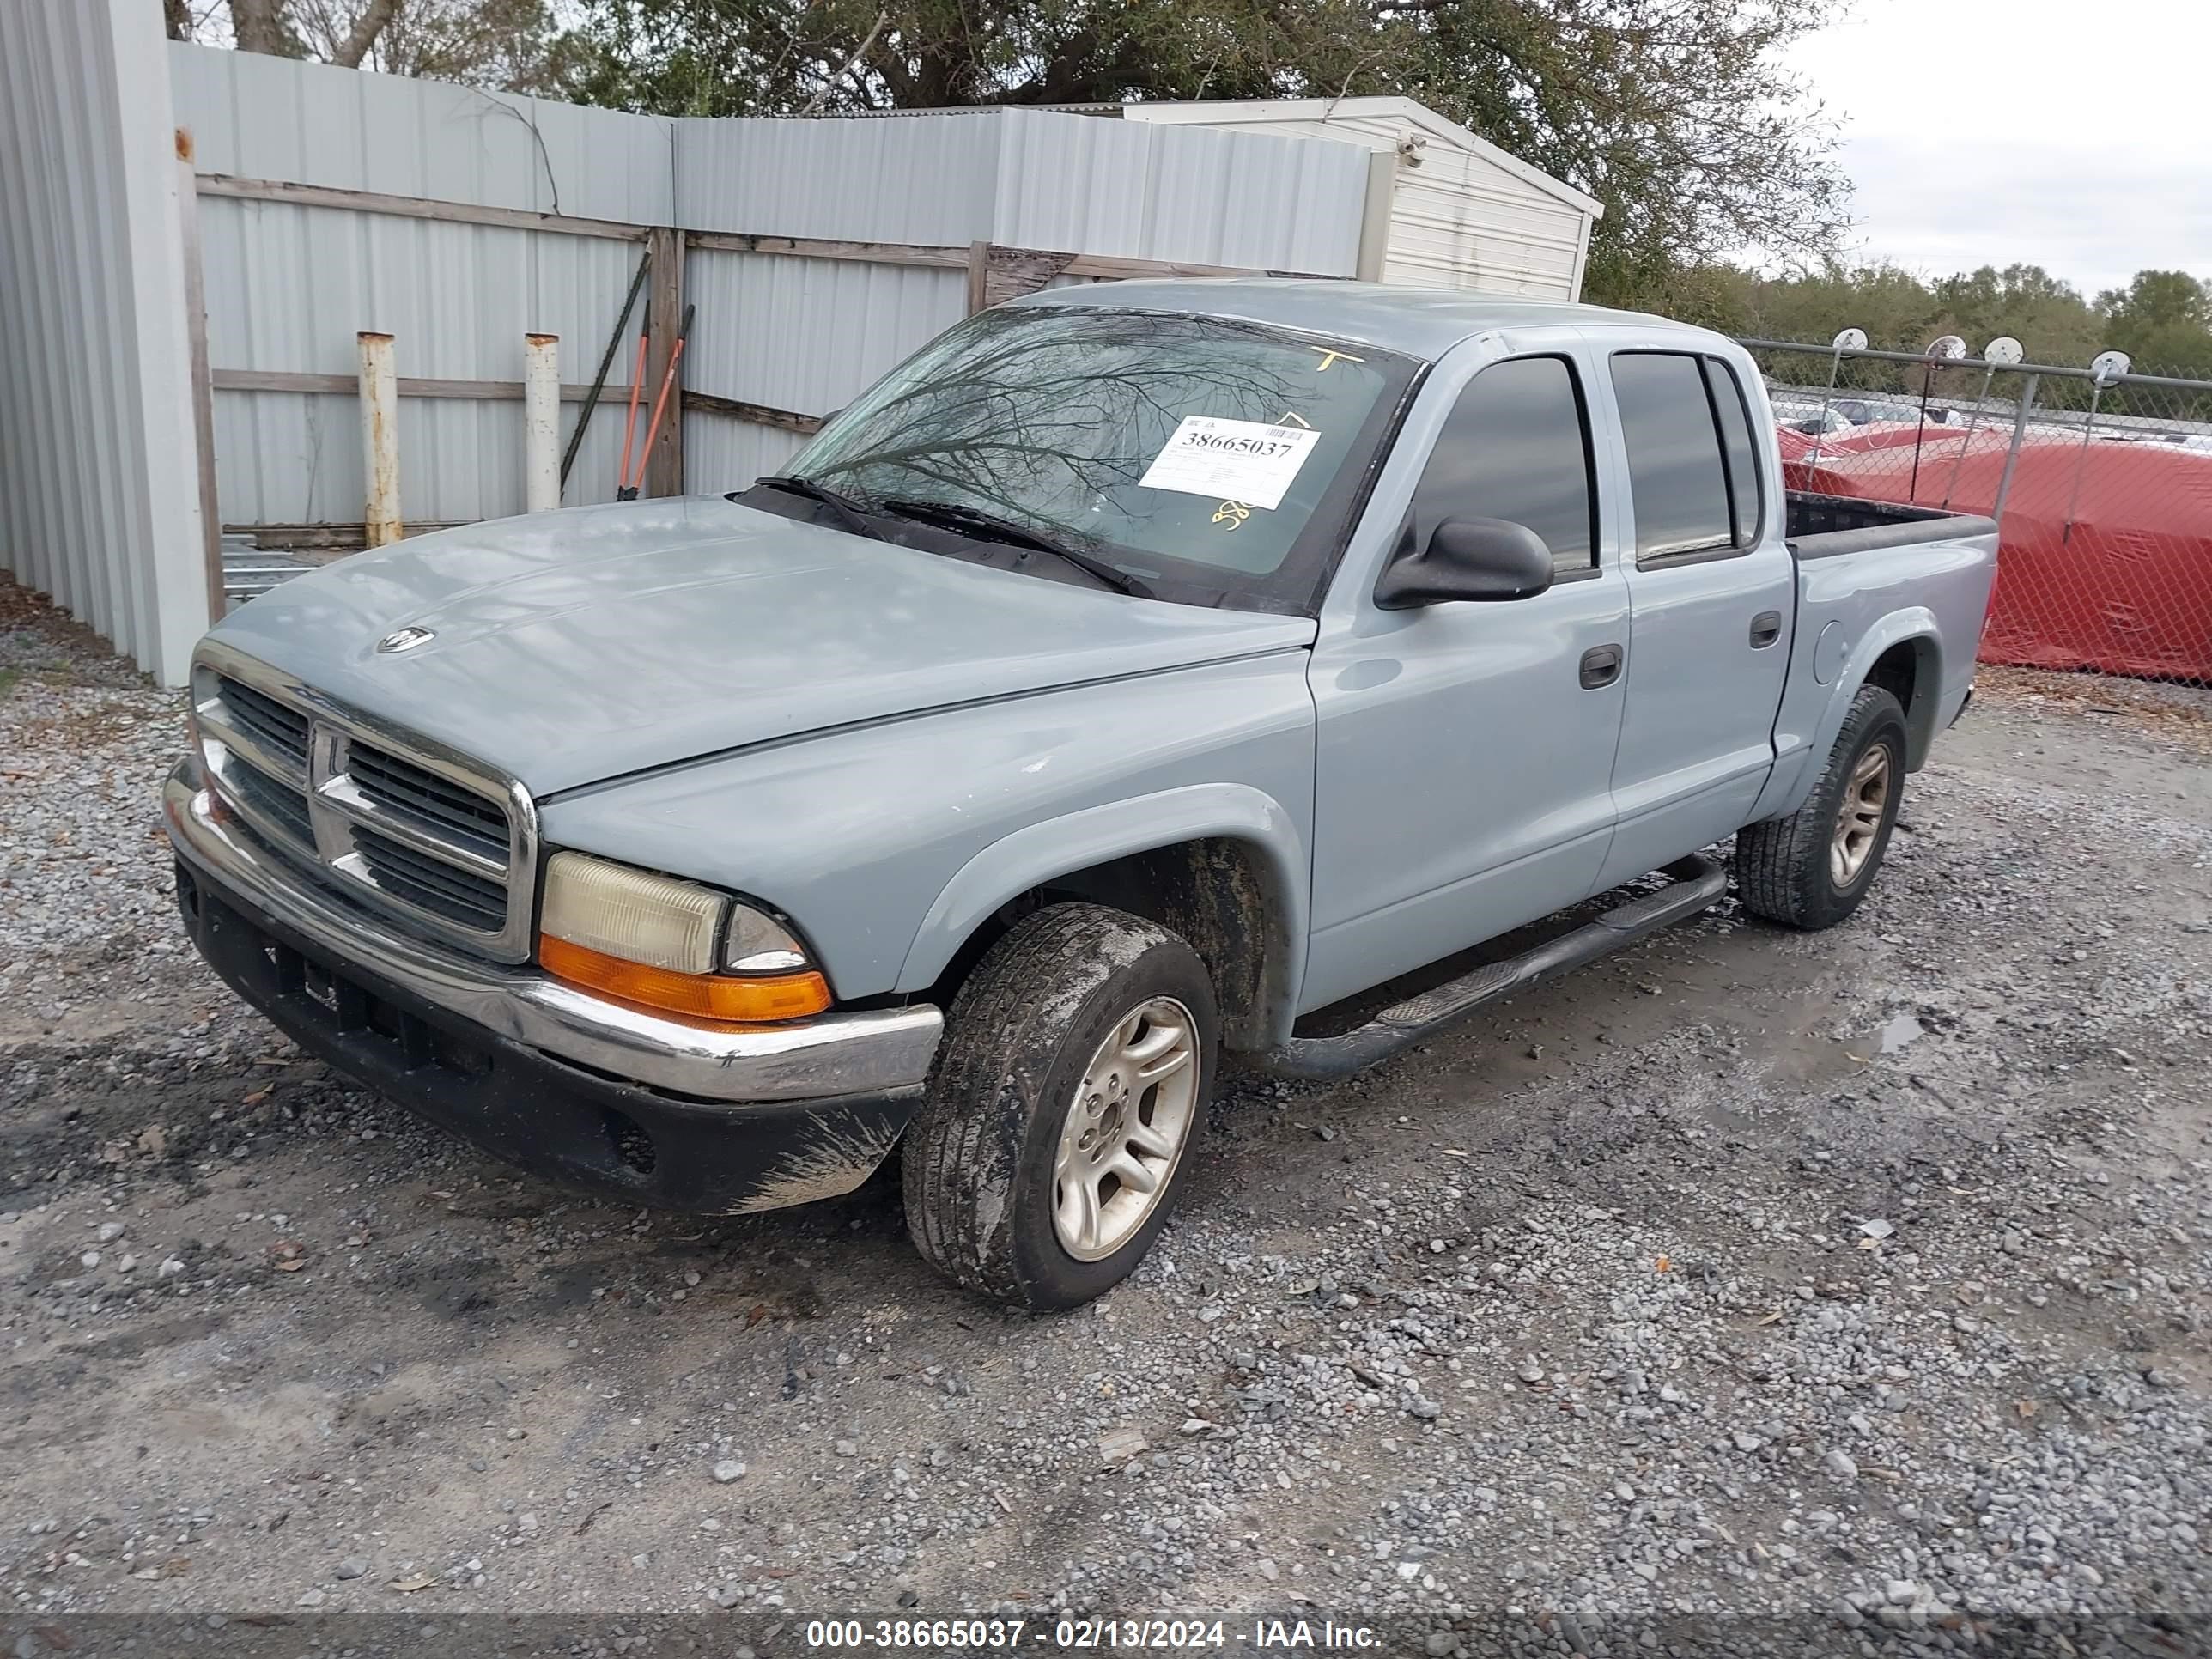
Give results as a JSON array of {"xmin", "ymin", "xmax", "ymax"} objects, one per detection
[{"xmin": 538, "ymin": 852, "xmax": 830, "ymax": 1024}]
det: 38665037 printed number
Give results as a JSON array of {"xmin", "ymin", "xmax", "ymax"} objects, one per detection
[
  {"xmin": 805, "ymin": 1620, "xmax": 1030, "ymax": 1648},
  {"xmin": 802, "ymin": 1618, "xmax": 1231, "ymax": 1649}
]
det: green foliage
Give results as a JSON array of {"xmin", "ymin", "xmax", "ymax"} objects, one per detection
[
  {"xmin": 558, "ymin": 0, "xmax": 1850, "ymax": 283},
  {"xmin": 200, "ymin": 1, "xmax": 579, "ymax": 92},
  {"xmin": 1702, "ymin": 259, "xmax": 2212, "ymax": 422},
  {"xmin": 2096, "ymin": 270, "xmax": 2212, "ymax": 384}
]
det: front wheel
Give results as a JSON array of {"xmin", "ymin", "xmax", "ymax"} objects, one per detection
[
  {"xmin": 1735, "ymin": 684, "xmax": 1908, "ymax": 930},
  {"xmin": 902, "ymin": 903, "xmax": 1218, "ymax": 1310}
]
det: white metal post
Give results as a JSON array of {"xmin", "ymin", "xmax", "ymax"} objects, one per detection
[
  {"xmin": 1355, "ymin": 149, "xmax": 1397, "ymax": 283},
  {"xmin": 358, "ymin": 331, "xmax": 400, "ymax": 547},
  {"xmin": 524, "ymin": 332, "xmax": 560, "ymax": 513},
  {"xmin": 97, "ymin": 0, "xmax": 209, "ymax": 681}
]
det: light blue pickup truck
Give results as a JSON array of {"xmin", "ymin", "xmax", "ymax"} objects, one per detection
[{"xmin": 167, "ymin": 283, "xmax": 1997, "ymax": 1308}]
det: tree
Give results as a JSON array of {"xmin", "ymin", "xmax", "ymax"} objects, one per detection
[
  {"xmin": 558, "ymin": 0, "xmax": 1850, "ymax": 299},
  {"xmin": 197, "ymin": 0, "xmax": 574, "ymax": 93},
  {"xmin": 2097, "ymin": 270, "xmax": 2211, "ymax": 335},
  {"xmin": 1931, "ymin": 265, "xmax": 2102, "ymax": 366},
  {"xmin": 288, "ymin": 0, "xmax": 579, "ymax": 90},
  {"xmin": 2096, "ymin": 270, "xmax": 2212, "ymax": 380},
  {"xmin": 1721, "ymin": 260, "xmax": 2212, "ymax": 421}
]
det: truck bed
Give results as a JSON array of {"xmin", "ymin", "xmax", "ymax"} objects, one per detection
[
  {"xmin": 1760, "ymin": 488, "xmax": 1999, "ymax": 820},
  {"xmin": 1786, "ymin": 490, "xmax": 1998, "ymax": 561}
]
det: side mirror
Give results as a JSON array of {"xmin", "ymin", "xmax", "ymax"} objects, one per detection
[{"xmin": 1374, "ymin": 517, "xmax": 1555, "ymax": 609}]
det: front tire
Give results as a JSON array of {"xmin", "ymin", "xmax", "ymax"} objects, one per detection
[
  {"xmin": 1735, "ymin": 684, "xmax": 1908, "ymax": 930},
  {"xmin": 902, "ymin": 904, "xmax": 1218, "ymax": 1310}
]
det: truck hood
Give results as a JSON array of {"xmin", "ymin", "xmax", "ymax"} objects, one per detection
[{"xmin": 209, "ymin": 498, "xmax": 1316, "ymax": 796}]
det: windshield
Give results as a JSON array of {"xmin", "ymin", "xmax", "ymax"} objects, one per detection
[{"xmin": 783, "ymin": 304, "xmax": 1419, "ymax": 611}]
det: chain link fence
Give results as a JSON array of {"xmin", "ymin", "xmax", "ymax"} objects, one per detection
[{"xmin": 1743, "ymin": 339, "xmax": 2212, "ymax": 690}]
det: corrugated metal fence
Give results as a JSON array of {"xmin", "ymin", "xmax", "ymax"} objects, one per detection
[
  {"xmin": 173, "ymin": 45, "xmax": 676, "ymax": 532},
  {"xmin": 169, "ymin": 47, "xmax": 1370, "ymax": 535},
  {"xmin": 2, "ymin": 27, "xmax": 1372, "ymax": 681},
  {"xmin": 0, "ymin": 0, "xmax": 211, "ymax": 684},
  {"xmin": 676, "ymin": 106, "xmax": 1368, "ymax": 487}
]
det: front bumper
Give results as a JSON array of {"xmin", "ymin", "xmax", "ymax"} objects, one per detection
[{"xmin": 164, "ymin": 757, "xmax": 942, "ymax": 1212}]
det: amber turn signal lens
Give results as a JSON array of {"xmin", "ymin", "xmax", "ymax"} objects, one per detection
[{"xmin": 539, "ymin": 935, "xmax": 831, "ymax": 1026}]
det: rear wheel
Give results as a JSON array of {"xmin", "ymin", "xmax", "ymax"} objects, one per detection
[
  {"xmin": 1735, "ymin": 684, "xmax": 1908, "ymax": 930},
  {"xmin": 902, "ymin": 904, "xmax": 1217, "ymax": 1310}
]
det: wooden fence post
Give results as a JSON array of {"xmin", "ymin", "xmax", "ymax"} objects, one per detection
[
  {"xmin": 643, "ymin": 226, "xmax": 685, "ymax": 497},
  {"xmin": 966, "ymin": 240, "xmax": 990, "ymax": 315}
]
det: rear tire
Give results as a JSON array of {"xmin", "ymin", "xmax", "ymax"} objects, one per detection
[
  {"xmin": 902, "ymin": 903, "xmax": 1217, "ymax": 1310},
  {"xmin": 1735, "ymin": 684, "xmax": 1908, "ymax": 930}
]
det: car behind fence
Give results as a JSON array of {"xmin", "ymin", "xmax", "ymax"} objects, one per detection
[{"xmin": 1746, "ymin": 339, "xmax": 2212, "ymax": 690}]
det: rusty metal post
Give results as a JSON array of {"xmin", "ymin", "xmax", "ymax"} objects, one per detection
[
  {"xmin": 524, "ymin": 333, "xmax": 560, "ymax": 512},
  {"xmin": 358, "ymin": 331, "xmax": 401, "ymax": 547}
]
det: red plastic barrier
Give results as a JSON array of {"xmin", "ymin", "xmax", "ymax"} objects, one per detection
[{"xmin": 1785, "ymin": 434, "xmax": 2212, "ymax": 683}]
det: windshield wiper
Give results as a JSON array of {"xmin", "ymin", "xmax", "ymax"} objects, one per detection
[
  {"xmin": 744, "ymin": 475, "xmax": 885, "ymax": 541},
  {"xmin": 878, "ymin": 498, "xmax": 1153, "ymax": 599}
]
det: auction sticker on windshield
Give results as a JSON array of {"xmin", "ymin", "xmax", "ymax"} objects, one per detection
[{"xmin": 1139, "ymin": 416, "xmax": 1322, "ymax": 512}]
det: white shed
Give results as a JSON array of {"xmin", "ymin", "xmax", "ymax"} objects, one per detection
[{"xmin": 1118, "ymin": 97, "xmax": 1602, "ymax": 301}]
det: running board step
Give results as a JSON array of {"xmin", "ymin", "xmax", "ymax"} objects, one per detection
[{"xmin": 1253, "ymin": 855, "xmax": 1729, "ymax": 1080}]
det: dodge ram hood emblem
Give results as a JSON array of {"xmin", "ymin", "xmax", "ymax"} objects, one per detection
[{"xmin": 376, "ymin": 625, "xmax": 435, "ymax": 653}]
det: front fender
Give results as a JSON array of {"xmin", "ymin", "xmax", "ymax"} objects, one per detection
[
  {"xmin": 537, "ymin": 647, "xmax": 1316, "ymax": 1014},
  {"xmin": 1752, "ymin": 607, "xmax": 1942, "ymax": 823},
  {"xmin": 896, "ymin": 783, "xmax": 1310, "ymax": 1039}
]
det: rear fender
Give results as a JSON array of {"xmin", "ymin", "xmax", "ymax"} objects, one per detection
[{"xmin": 1751, "ymin": 610, "xmax": 1942, "ymax": 823}]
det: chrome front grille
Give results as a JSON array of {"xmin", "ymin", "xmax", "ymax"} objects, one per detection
[
  {"xmin": 222, "ymin": 748, "xmax": 317, "ymax": 848},
  {"xmin": 345, "ymin": 744, "xmax": 511, "ymax": 863},
  {"xmin": 219, "ymin": 677, "xmax": 311, "ymax": 774},
  {"xmin": 351, "ymin": 825, "xmax": 509, "ymax": 932},
  {"xmin": 191, "ymin": 648, "xmax": 537, "ymax": 962}
]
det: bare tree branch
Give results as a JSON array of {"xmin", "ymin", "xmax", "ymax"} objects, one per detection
[
  {"xmin": 328, "ymin": 0, "xmax": 404, "ymax": 68},
  {"xmin": 799, "ymin": 9, "xmax": 888, "ymax": 115}
]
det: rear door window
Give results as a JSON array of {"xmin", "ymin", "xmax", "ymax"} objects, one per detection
[
  {"xmin": 1704, "ymin": 356, "xmax": 1763, "ymax": 546},
  {"xmin": 1609, "ymin": 352, "xmax": 1737, "ymax": 563},
  {"xmin": 1409, "ymin": 355, "xmax": 1598, "ymax": 578}
]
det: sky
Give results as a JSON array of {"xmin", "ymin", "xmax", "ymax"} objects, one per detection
[{"xmin": 1781, "ymin": 0, "xmax": 2211, "ymax": 298}]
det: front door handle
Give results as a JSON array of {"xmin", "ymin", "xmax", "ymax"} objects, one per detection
[
  {"xmin": 1749, "ymin": 610, "xmax": 1783, "ymax": 648},
  {"xmin": 1579, "ymin": 643, "xmax": 1623, "ymax": 689}
]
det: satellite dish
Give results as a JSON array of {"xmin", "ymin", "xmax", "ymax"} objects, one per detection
[
  {"xmin": 2090, "ymin": 349, "xmax": 2131, "ymax": 387},
  {"xmin": 1926, "ymin": 334, "xmax": 1968, "ymax": 360},
  {"xmin": 1832, "ymin": 327, "xmax": 1868, "ymax": 351},
  {"xmin": 1984, "ymin": 337, "xmax": 2024, "ymax": 366}
]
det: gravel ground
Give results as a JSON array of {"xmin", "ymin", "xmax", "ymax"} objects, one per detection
[{"xmin": 3, "ymin": 580, "xmax": 2209, "ymax": 1654}]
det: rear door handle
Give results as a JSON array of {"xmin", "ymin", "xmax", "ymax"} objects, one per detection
[
  {"xmin": 1579, "ymin": 643, "xmax": 1623, "ymax": 689},
  {"xmin": 1749, "ymin": 611, "xmax": 1782, "ymax": 648}
]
